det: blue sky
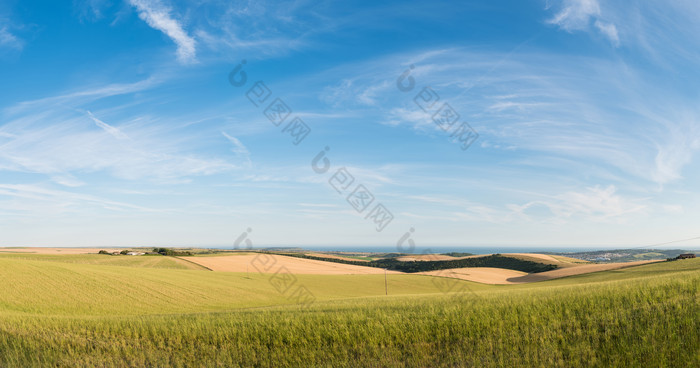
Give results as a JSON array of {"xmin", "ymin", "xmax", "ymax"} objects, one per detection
[{"xmin": 0, "ymin": 0, "xmax": 699, "ymax": 249}]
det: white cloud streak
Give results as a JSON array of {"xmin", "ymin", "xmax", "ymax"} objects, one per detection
[
  {"xmin": 510, "ymin": 185, "xmax": 647, "ymax": 222},
  {"xmin": 547, "ymin": 0, "xmax": 619, "ymax": 46},
  {"xmin": 221, "ymin": 132, "xmax": 251, "ymax": 167},
  {"xmin": 0, "ymin": 25, "xmax": 23, "ymax": 51},
  {"xmin": 127, "ymin": 0, "xmax": 197, "ymax": 63},
  {"xmin": 548, "ymin": 0, "xmax": 600, "ymax": 30},
  {"xmin": 594, "ymin": 20, "xmax": 619, "ymax": 46},
  {"xmin": 5, "ymin": 77, "xmax": 160, "ymax": 116},
  {"xmin": 87, "ymin": 111, "xmax": 130, "ymax": 140},
  {"xmin": 0, "ymin": 79, "xmax": 240, "ymax": 186}
]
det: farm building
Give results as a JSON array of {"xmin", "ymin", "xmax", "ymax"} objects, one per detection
[{"xmin": 677, "ymin": 253, "xmax": 696, "ymax": 260}]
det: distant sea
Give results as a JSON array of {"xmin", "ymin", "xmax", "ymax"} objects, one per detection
[{"xmin": 208, "ymin": 245, "xmax": 658, "ymax": 254}]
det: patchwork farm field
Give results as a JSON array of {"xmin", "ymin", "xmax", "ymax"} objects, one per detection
[{"xmin": 0, "ymin": 252, "xmax": 697, "ymax": 367}]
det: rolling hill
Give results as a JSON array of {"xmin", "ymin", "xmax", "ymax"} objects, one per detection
[{"xmin": 0, "ymin": 252, "xmax": 697, "ymax": 367}]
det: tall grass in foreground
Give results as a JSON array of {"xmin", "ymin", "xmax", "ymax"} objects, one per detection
[{"xmin": 1, "ymin": 269, "xmax": 697, "ymax": 367}]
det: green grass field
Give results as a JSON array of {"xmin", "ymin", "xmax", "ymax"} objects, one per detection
[
  {"xmin": 0, "ymin": 255, "xmax": 697, "ymax": 367},
  {"xmin": 0, "ymin": 253, "xmax": 209, "ymax": 270}
]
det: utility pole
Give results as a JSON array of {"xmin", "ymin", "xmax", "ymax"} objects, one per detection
[{"xmin": 384, "ymin": 269, "xmax": 388, "ymax": 296}]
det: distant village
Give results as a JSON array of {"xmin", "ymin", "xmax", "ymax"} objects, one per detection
[{"xmin": 551, "ymin": 249, "xmax": 697, "ymax": 263}]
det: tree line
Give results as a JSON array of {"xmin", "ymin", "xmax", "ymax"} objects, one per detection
[{"xmin": 268, "ymin": 252, "xmax": 557, "ymax": 273}]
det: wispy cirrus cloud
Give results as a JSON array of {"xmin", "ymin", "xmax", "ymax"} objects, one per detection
[
  {"xmin": 127, "ymin": 0, "xmax": 197, "ymax": 63},
  {"xmin": 509, "ymin": 185, "xmax": 647, "ymax": 223},
  {"xmin": 0, "ymin": 24, "xmax": 23, "ymax": 51},
  {"xmin": 316, "ymin": 46, "xmax": 699, "ymax": 187},
  {"xmin": 0, "ymin": 183, "xmax": 157, "ymax": 215},
  {"xmin": 547, "ymin": 0, "xmax": 600, "ymax": 30},
  {"xmin": 0, "ymin": 79, "xmax": 242, "ymax": 186},
  {"xmin": 195, "ymin": 29, "xmax": 307, "ymax": 59},
  {"xmin": 0, "ymin": 113, "xmax": 235, "ymax": 185},
  {"xmin": 546, "ymin": 0, "xmax": 619, "ymax": 46},
  {"xmin": 613, "ymin": 1, "xmax": 700, "ymax": 68},
  {"xmin": 222, "ymin": 131, "xmax": 252, "ymax": 167},
  {"xmin": 87, "ymin": 111, "xmax": 130, "ymax": 140},
  {"xmin": 593, "ymin": 20, "xmax": 619, "ymax": 46},
  {"xmin": 407, "ymin": 184, "xmax": 647, "ymax": 225},
  {"xmin": 73, "ymin": 0, "xmax": 111, "ymax": 22},
  {"xmin": 5, "ymin": 77, "xmax": 161, "ymax": 115}
]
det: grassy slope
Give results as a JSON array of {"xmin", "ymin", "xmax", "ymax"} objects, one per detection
[
  {"xmin": 0, "ymin": 253, "xmax": 209, "ymax": 270},
  {"xmin": 0, "ymin": 257, "xmax": 462, "ymax": 316},
  {"xmin": 548, "ymin": 254, "xmax": 590, "ymax": 263},
  {"xmin": 0, "ymin": 257, "xmax": 697, "ymax": 367},
  {"xmin": 522, "ymin": 258, "xmax": 700, "ymax": 287}
]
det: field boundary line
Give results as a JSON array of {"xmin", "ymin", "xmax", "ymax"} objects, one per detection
[{"xmin": 172, "ymin": 256, "xmax": 213, "ymax": 271}]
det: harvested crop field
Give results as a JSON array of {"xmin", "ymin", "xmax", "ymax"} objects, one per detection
[
  {"xmin": 506, "ymin": 260, "xmax": 661, "ymax": 283},
  {"xmin": 418, "ymin": 267, "xmax": 528, "ymax": 284},
  {"xmin": 306, "ymin": 253, "xmax": 371, "ymax": 262},
  {"xmin": 182, "ymin": 254, "xmax": 402, "ymax": 274},
  {"xmin": 416, "ymin": 260, "xmax": 662, "ymax": 284},
  {"xmin": 504, "ymin": 253, "xmax": 565, "ymax": 263},
  {"xmin": 503, "ymin": 253, "xmax": 589, "ymax": 268}
]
